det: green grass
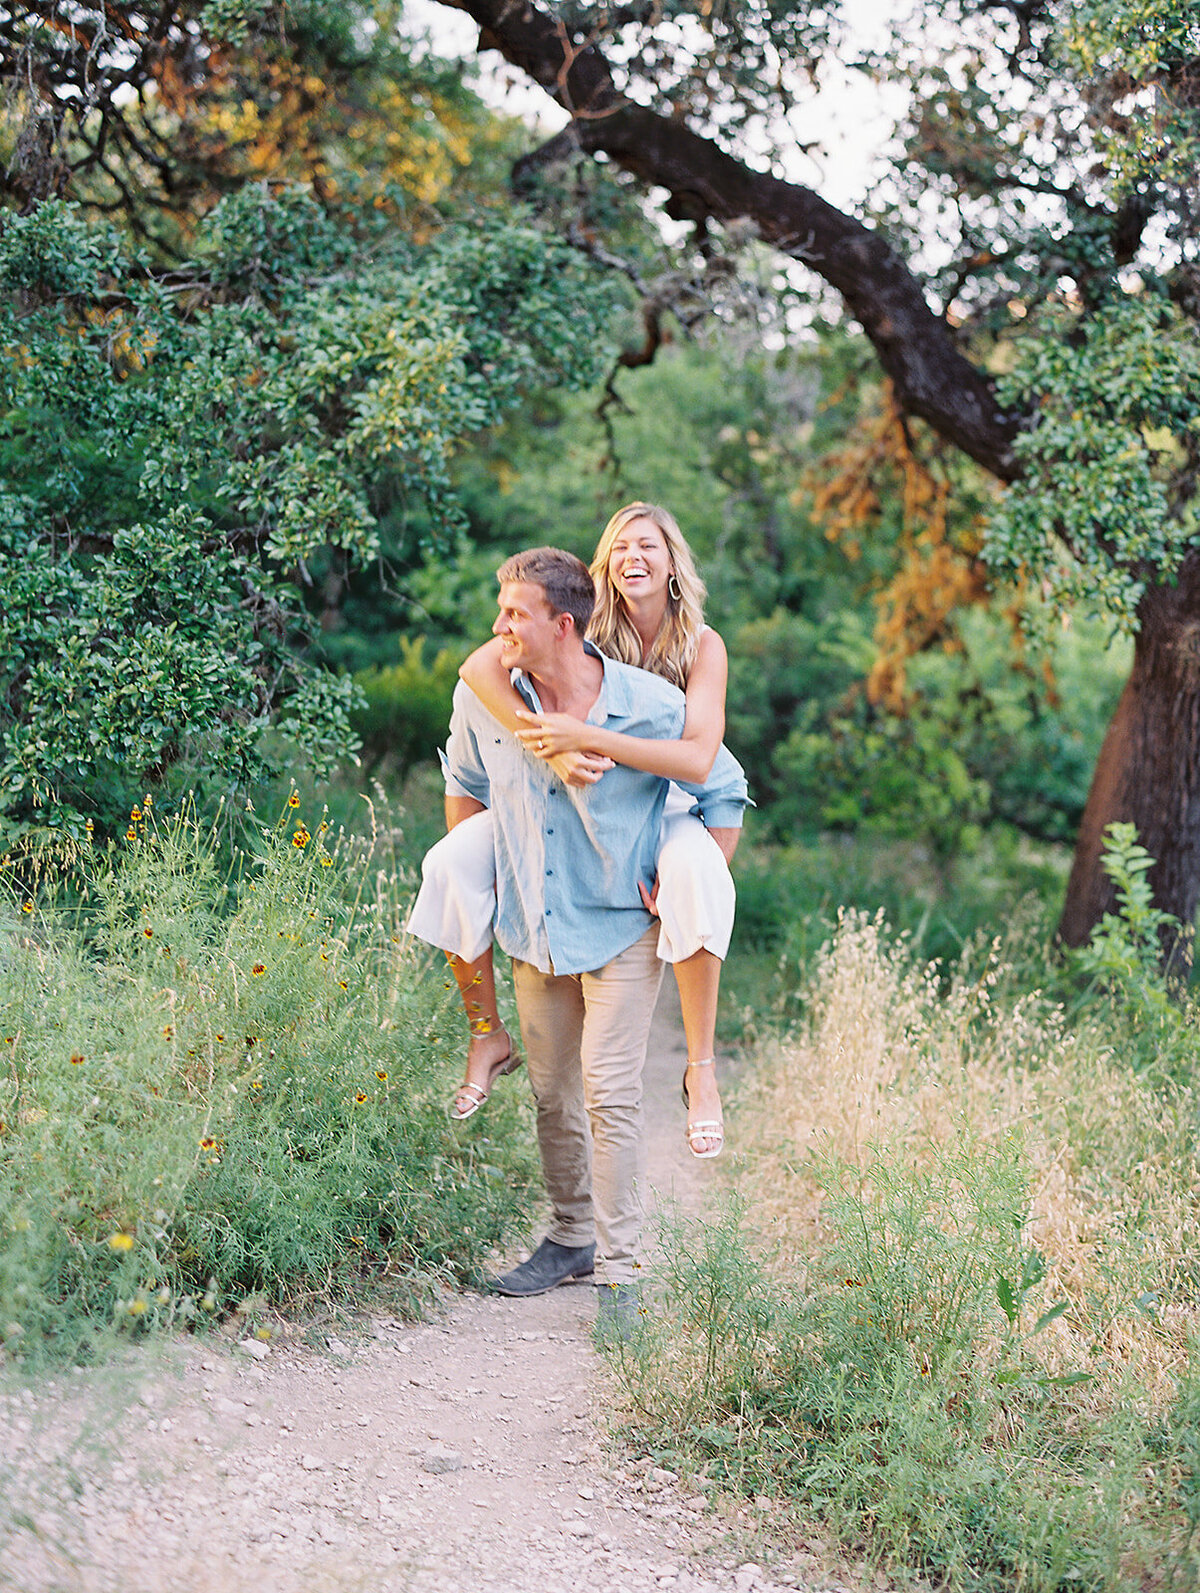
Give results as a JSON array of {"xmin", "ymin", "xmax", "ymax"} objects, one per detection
[
  {"xmin": 0, "ymin": 789, "xmax": 537, "ymax": 1363},
  {"xmin": 610, "ymin": 907, "xmax": 1200, "ymax": 1591}
]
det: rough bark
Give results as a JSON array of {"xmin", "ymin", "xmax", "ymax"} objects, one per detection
[{"xmin": 1058, "ymin": 553, "xmax": 1200, "ymax": 963}]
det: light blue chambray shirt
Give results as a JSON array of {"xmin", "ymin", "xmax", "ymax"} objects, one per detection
[{"xmin": 441, "ymin": 643, "xmax": 750, "ymax": 976}]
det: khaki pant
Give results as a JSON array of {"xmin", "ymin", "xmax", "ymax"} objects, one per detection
[{"xmin": 512, "ymin": 926, "xmax": 665, "ymax": 1286}]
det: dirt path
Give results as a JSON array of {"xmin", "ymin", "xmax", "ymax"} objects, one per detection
[{"xmin": 1, "ymin": 989, "xmax": 813, "ymax": 1593}]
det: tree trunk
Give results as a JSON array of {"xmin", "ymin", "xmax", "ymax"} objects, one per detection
[{"xmin": 1058, "ymin": 552, "xmax": 1200, "ymax": 963}]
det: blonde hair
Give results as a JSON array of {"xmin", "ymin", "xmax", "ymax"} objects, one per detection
[{"xmin": 587, "ymin": 502, "xmax": 706, "ymax": 691}]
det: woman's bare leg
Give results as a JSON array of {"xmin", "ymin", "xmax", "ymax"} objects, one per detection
[
  {"xmin": 446, "ymin": 945, "xmax": 514, "ymax": 1117},
  {"xmin": 672, "ymin": 947, "xmax": 724, "ymax": 1156}
]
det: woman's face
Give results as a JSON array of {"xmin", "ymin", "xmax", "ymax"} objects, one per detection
[{"xmin": 605, "ymin": 516, "xmax": 671, "ymax": 607}]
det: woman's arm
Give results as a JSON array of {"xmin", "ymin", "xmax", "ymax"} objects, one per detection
[
  {"xmin": 459, "ymin": 639, "xmax": 534, "ymax": 738},
  {"xmin": 516, "ymin": 629, "xmax": 729, "ymax": 786},
  {"xmin": 458, "ymin": 639, "xmax": 613, "ymax": 787}
]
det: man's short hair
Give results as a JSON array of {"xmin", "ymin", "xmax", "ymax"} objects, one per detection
[{"xmin": 497, "ymin": 546, "xmax": 595, "ymax": 635}]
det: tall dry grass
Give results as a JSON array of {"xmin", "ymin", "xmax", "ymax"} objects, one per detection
[
  {"xmin": 614, "ymin": 905, "xmax": 1200, "ymax": 1589},
  {"xmin": 740, "ymin": 907, "xmax": 1200, "ymax": 1407}
]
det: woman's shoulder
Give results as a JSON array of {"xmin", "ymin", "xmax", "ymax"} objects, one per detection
[{"xmin": 694, "ymin": 625, "xmax": 727, "ymax": 661}]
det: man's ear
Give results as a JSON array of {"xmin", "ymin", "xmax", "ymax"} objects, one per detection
[{"xmin": 555, "ymin": 611, "xmax": 576, "ymax": 640}]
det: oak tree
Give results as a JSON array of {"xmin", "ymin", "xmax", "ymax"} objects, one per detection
[
  {"xmin": 0, "ymin": 4, "xmax": 616, "ymax": 839},
  {"xmin": 429, "ymin": 0, "xmax": 1200, "ymax": 956}
]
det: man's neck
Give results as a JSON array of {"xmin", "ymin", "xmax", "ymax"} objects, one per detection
[{"xmin": 526, "ymin": 644, "xmax": 603, "ymax": 717}]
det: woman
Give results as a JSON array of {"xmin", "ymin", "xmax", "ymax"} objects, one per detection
[{"xmin": 407, "ymin": 502, "xmax": 735, "ymax": 1159}]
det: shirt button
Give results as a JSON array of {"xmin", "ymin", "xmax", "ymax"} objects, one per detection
[
  {"xmin": 546, "ymin": 908, "xmax": 553, "ymax": 916},
  {"xmin": 546, "ymin": 869, "xmax": 553, "ymax": 877},
  {"xmin": 546, "ymin": 828, "xmax": 554, "ymax": 836}
]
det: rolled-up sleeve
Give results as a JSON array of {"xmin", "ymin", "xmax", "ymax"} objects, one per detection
[
  {"xmin": 678, "ymin": 743, "xmax": 751, "ymax": 829},
  {"xmin": 441, "ymin": 683, "xmax": 491, "ymax": 807}
]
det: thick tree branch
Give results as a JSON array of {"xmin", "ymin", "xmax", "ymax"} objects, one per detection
[{"xmin": 445, "ymin": 0, "xmax": 1025, "ymax": 481}]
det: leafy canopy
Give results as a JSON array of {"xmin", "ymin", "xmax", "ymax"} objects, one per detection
[{"xmin": 0, "ymin": 186, "xmax": 616, "ymax": 842}]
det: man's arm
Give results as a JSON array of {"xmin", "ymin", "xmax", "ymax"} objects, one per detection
[
  {"xmin": 446, "ymin": 793, "xmax": 486, "ymax": 830},
  {"xmin": 706, "ymin": 827, "xmax": 740, "ymax": 866},
  {"xmin": 441, "ymin": 682, "xmax": 492, "ymax": 824},
  {"xmin": 677, "ymin": 741, "xmax": 751, "ymax": 842}
]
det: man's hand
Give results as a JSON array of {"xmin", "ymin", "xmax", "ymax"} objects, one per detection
[
  {"xmin": 549, "ymin": 749, "xmax": 615, "ymax": 787},
  {"xmin": 640, "ymin": 825, "xmax": 739, "ymax": 917}
]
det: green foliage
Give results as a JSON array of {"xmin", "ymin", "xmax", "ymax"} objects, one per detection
[
  {"xmin": 352, "ymin": 637, "xmax": 464, "ymax": 774},
  {"xmin": 1058, "ymin": 1, "xmax": 1200, "ymax": 208},
  {"xmin": 617, "ymin": 912, "xmax": 1200, "ymax": 1589},
  {"xmin": 0, "ymin": 796, "xmax": 537, "ymax": 1361},
  {"xmin": 623, "ymin": 1194, "xmax": 1149, "ymax": 1590},
  {"xmin": 0, "ymin": 191, "xmax": 615, "ymax": 841},
  {"xmin": 0, "ymin": 507, "xmax": 318, "ymax": 839},
  {"xmin": 1075, "ymin": 822, "xmax": 1178, "ymax": 986},
  {"xmin": 551, "ymin": 1, "xmax": 838, "ymax": 143},
  {"xmin": 987, "ymin": 297, "xmax": 1200, "ymax": 629},
  {"xmin": 1065, "ymin": 822, "xmax": 1199, "ymax": 1075},
  {"xmin": 772, "ymin": 693, "xmax": 990, "ymax": 859}
]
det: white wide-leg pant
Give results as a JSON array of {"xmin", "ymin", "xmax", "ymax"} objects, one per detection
[{"xmin": 405, "ymin": 786, "xmax": 735, "ymax": 965}]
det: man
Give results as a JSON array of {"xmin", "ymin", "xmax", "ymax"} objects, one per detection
[{"xmin": 440, "ymin": 547, "xmax": 748, "ymax": 1334}]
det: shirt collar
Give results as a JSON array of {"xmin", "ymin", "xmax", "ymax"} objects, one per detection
[{"xmin": 511, "ymin": 640, "xmax": 614, "ymax": 724}]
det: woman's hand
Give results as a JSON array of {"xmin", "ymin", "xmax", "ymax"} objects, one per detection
[
  {"xmin": 515, "ymin": 708, "xmax": 588, "ymax": 756},
  {"xmin": 548, "ymin": 750, "xmax": 615, "ymax": 787}
]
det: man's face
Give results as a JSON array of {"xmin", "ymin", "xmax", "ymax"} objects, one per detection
[{"xmin": 493, "ymin": 581, "xmax": 564, "ymax": 676}]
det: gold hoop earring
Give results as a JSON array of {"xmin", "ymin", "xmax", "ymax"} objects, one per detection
[{"xmin": 668, "ymin": 574, "xmax": 682, "ymax": 602}]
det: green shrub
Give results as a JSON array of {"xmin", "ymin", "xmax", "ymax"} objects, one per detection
[
  {"xmin": 352, "ymin": 636, "xmax": 464, "ymax": 774},
  {"xmin": 1061, "ymin": 822, "xmax": 1198, "ymax": 1078},
  {"xmin": 0, "ymin": 793, "xmax": 536, "ymax": 1362}
]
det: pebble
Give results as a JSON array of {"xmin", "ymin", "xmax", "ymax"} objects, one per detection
[{"xmin": 0, "ymin": 1135, "xmax": 813, "ymax": 1593}]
